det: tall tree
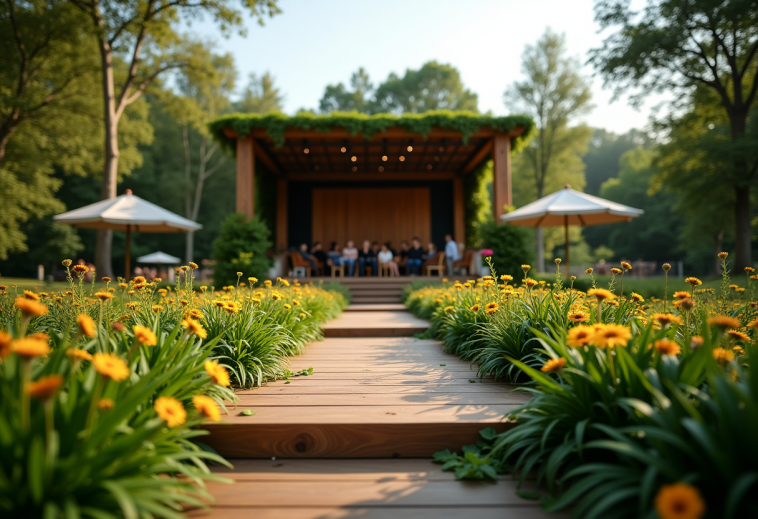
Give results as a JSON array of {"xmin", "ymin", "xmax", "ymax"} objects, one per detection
[
  {"xmin": 372, "ymin": 61, "xmax": 478, "ymax": 114},
  {"xmin": 236, "ymin": 72, "xmax": 284, "ymax": 114},
  {"xmin": 319, "ymin": 67, "xmax": 373, "ymax": 113},
  {"xmin": 583, "ymin": 128, "xmax": 649, "ymax": 195},
  {"xmin": 590, "ymin": 0, "xmax": 758, "ymax": 269},
  {"xmin": 504, "ymin": 29, "xmax": 593, "ymax": 271},
  {"xmin": 69, "ymin": 0, "xmax": 281, "ymax": 278},
  {"xmin": 166, "ymin": 45, "xmax": 236, "ymax": 262}
]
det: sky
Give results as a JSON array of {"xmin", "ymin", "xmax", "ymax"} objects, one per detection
[{"xmin": 191, "ymin": 0, "xmax": 661, "ymax": 134}]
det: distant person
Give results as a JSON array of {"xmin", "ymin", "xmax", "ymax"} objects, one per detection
[
  {"xmin": 406, "ymin": 237, "xmax": 425, "ymax": 275},
  {"xmin": 371, "ymin": 241, "xmax": 380, "ymax": 256},
  {"xmin": 378, "ymin": 243, "xmax": 399, "ymax": 277},
  {"xmin": 299, "ymin": 243, "xmax": 318, "ymax": 273},
  {"xmin": 327, "ymin": 242, "xmax": 343, "ymax": 273},
  {"xmin": 312, "ymin": 242, "xmax": 327, "ymax": 271},
  {"xmin": 358, "ymin": 240, "xmax": 377, "ymax": 276},
  {"xmin": 423, "ymin": 242, "xmax": 438, "ymax": 274},
  {"xmin": 397, "ymin": 240, "xmax": 409, "ymax": 273},
  {"xmin": 444, "ymin": 234, "xmax": 458, "ymax": 276},
  {"xmin": 342, "ymin": 240, "xmax": 358, "ymax": 276}
]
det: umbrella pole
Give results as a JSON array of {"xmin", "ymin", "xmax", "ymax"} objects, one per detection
[
  {"xmin": 125, "ymin": 224, "xmax": 131, "ymax": 281},
  {"xmin": 564, "ymin": 216, "xmax": 569, "ymax": 276}
]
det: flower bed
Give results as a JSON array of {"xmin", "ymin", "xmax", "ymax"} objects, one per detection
[
  {"xmin": 0, "ymin": 262, "xmax": 346, "ymax": 517},
  {"xmin": 406, "ymin": 257, "xmax": 758, "ymax": 518}
]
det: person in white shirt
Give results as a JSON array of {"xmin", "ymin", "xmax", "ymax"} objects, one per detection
[
  {"xmin": 377, "ymin": 243, "xmax": 399, "ymax": 277},
  {"xmin": 444, "ymin": 234, "xmax": 458, "ymax": 276},
  {"xmin": 342, "ymin": 240, "xmax": 359, "ymax": 276}
]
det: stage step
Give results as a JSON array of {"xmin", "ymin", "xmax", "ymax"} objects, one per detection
[{"xmin": 322, "ymin": 311, "xmax": 427, "ymax": 337}]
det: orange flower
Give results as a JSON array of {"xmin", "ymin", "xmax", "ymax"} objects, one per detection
[
  {"xmin": 713, "ymin": 347, "xmax": 734, "ymax": 365},
  {"xmin": 654, "ymin": 483, "xmax": 705, "ymax": 519},
  {"xmin": 204, "ymin": 360, "xmax": 230, "ymax": 386},
  {"xmin": 132, "ymin": 325, "xmax": 157, "ymax": 346},
  {"xmin": 444, "ymin": 306, "xmax": 454, "ymax": 313},
  {"xmin": 193, "ymin": 394, "xmax": 221, "ymax": 422},
  {"xmin": 620, "ymin": 261, "xmax": 632, "ymax": 270},
  {"xmin": 654, "ymin": 339, "xmax": 681, "ymax": 356},
  {"xmin": 180, "ymin": 317, "xmax": 207, "ymax": 339},
  {"xmin": 654, "ymin": 313, "xmax": 683, "ymax": 327},
  {"xmin": 77, "ymin": 314, "xmax": 96, "ymax": 338},
  {"xmin": 23, "ymin": 290, "xmax": 40, "ymax": 301},
  {"xmin": 591, "ymin": 324, "xmax": 632, "ymax": 349},
  {"xmin": 727, "ymin": 330, "xmax": 750, "ymax": 342},
  {"xmin": 747, "ymin": 318, "xmax": 758, "ymax": 329},
  {"xmin": 27, "ymin": 375, "xmax": 63, "ymax": 401},
  {"xmin": 470, "ymin": 304, "xmax": 480, "ymax": 311},
  {"xmin": 12, "ymin": 338, "xmax": 50, "ymax": 359},
  {"xmin": 14, "ymin": 297, "xmax": 48, "ymax": 317},
  {"xmin": 72, "ymin": 264, "xmax": 89, "ymax": 274},
  {"xmin": 630, "ymin": 292, "xmax": 644, "ymax": 303},
  {"xmin": 673, "ymin": 291, "xmax": 690, "ymax": 300},
  {"xmin": 684, "ymin": 277, "xmax": 702, "ymax": 287},
  {"xmin": 66, "ymin": 348, "xmax": 93, "ymax": 362},
  {"xmin": 94, "ymin": 291, "xmax": 113, "ymax": 301},
  {"xmin": 587, "ymin": 288, "xmax": 615, "ymax": 301},
  {"xmin": 541, "ymin": 357, "xmax": 566, "ymax": 373},
  {"xmin": 567, "ymin": 325, "xmax": 595, "ymax": 347},
  {"xmin": 567, "ymin": 312, "xmax": 589, "ymax": 323},
  {"xmin": 154, "ymin": 396, "xmax": 186, "ymax": 428},
  {"xmin": 92, "ymin": 353, "xmax": 130, "ymax": 381},
  {"xmin": 524, "ymin": 278, "xmax": 538, "ymax": 287},
  {"xmin": 99, "ymin": 398, "xmax": 114, "ymax": 410},
  {"xmin": 707, "ymin": 316, "xmax": 741, "ymax": 329},
  {"xmin": 0, "ymin": 331, "xmax": 11, "ymax": 359}
]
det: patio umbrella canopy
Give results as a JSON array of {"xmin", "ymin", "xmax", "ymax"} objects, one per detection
[
  {"xmin": 500, "ymin": 185, "xmax": 643, "ymax": 270},
  {"xmin": 136, "ymin": 251, "xmax": 181, "ymax": 264},
  {"xmin": 54, "ymin": 190, "xmax": 201, "ymax": 279}
]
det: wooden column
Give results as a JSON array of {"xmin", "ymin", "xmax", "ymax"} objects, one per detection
[
  {"xmin": 236, "ymin": 136, "xmax": 255, "ymax": 219},
  {"xmin": 453, "ymin": 176, "xmax": 465, "ymax": 246},
  {"xmin": 276, "ymin": 179, "xmax": 288, "ymax": 251},
  {"xmin": 492, "ymin": 133, "xmax": 512, "ymax": 220}
]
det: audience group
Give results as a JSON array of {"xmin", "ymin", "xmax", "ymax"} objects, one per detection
[{"xmin": 297, "ymin": 235, "xmax": 458, "ymax": 277}]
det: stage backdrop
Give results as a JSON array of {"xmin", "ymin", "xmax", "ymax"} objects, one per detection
[{"xmin": 311, "ymin": 187, "xmax": 431, "ymax": 248}]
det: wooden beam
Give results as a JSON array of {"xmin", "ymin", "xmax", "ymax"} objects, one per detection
[
  {"xmin": 236, "ymin": 136, "xmax": 255, "ymax": 219},
  {"xmin": 461, "ymin": 139, "xmax": 493, "ymax": 174},
  {"xmin": 276, "ymin": 179, "xmax": 288, "ymax": 251},
  {"xmin": 492, "ymin": 134, "xmax": 512, "ymax": 220},
  {"xmin": 284, "ymin": 172, "xmax": 457, "ymax": 182},
  {"xmin": 252, "ymin": 140, "xmax": 279, "ymax": 174},
  {"xmin": 453, "ymin": 177, "xmax": 465, "ymax": 247}
]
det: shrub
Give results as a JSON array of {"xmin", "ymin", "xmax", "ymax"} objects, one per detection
[
  {"xmin": 478, "ymin": 220, "xmax": 533, "ymax": 278},
  {"xmin": 212, "ymin": 213, "xmax": 272, "ymax": 285}
]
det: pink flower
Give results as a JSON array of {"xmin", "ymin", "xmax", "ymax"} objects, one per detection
[{"xmin": 480, "ymin": 249, "xmax": 493, "ymax": 256}]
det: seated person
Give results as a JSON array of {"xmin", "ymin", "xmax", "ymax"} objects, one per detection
[
  {"xmin": 406, "ymin": 237, "xmax": 426, "ymax": 275},
  {"xmin": 327, "ymin": 242, "xmax": 343, "ymax": 272},
  {"xmin": 358, "ymin": 240, "xmax": 378, "ymax": 276},
  {"xmin": 342, "ymin": 240, "xmax": 359, "ymax": 276},
  {"xmin": 378, "ymin": 243, "xmax": 399, "ymax": 277},
  {"xmin": 423, "ymin": 242, "xmax": 439, "ymax": 273},
  {"xmin": 397, "ymin": 240, "xmax": 409, "ymax": 272},
  {"xmin": 311, "ymin": 241, "xmax": 327, "ymax": 273},
  {"xmin": 299, "ymin": 243, "xmax": 318, "ymax": 273}
]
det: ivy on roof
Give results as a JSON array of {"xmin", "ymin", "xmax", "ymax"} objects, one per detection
[{"xmin": 208, "ymin": 110, "xmax": 535, "ymax": 154}]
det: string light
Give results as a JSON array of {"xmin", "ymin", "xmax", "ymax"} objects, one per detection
[
  {"xmin": 378, "ymin": 166, "xmax": 384, "ymax": 172},
  {"xmin": 341, "ymin": 147, "xmax": 347, "ymax": 153},
  {"xmin": 407, "ymin": 146, "xmax": 413, "ymax": 152},
  {"xmin": 303, "ymin": 148, "xmax": 309, "ymax": 154},
  {"xmin": 382, "ymin": 155, "xmax": 388, "ymax": 161},
  {"xmin": 399, "ymin": 156, "xmax": 405, "ymax": 162},
  {"xmin": 351, "ymin": 156, "xmax": 357, "ymax": 162}
]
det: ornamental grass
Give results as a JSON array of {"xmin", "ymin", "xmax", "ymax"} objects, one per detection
[
  {"xmin": 0, "ymin": 261, "xmax": 346, "ymax": 517},
  {"xmin": 407, "ymin": 254, "xmax": 757, "ymax": 518}
]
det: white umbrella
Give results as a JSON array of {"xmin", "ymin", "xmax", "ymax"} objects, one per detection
[
  {"xmin": 54, "ymin": 189, "xmax": 201, "ymax": 279},
  {"xmin": 500, "ymin": 185, "xmax": 643, "ymax": 271},
  {"xmin": 136, "ymin": 251, "xmax": 181, "ymax": 264}
]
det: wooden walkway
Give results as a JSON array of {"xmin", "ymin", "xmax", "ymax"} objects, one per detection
[{"xmin": 194, "ymin": 308, "xmax": 561, "ymax": 518}]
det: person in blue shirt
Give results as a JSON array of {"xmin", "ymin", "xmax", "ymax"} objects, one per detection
[
  {"xmin": 444, "ymin": 234, "xmax": 458, "ymax": 276},
  {"xmin": 406, "ymin": 237, "xmax": 425, "ymax": 275}
]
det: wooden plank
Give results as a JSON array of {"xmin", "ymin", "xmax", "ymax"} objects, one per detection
[
  {"xmin": 461, "ymin": 139, "xmax": 493, "ymax": 173},
  {"xmin": 322, "ymin": 312, "xmax": 429, "ymax": 330},
  {"xmin": 238, "ymin": 384, "xmax": 513, "ymax": 395},
  {"xmin": 202, "ymin": 422, "xmax": 514, "ymax": 458},
  {"xmin": 285, "ymin": 172, "xmax": 456, "ymax": 181},
  {"xmin": 231, "ymin": 393, "xmax": 528, "ymax": 407},
  {"xmin": 346, "ymin": 304, "xmax": 407, "ymax": 311},
  {"xmin": 252, "ymin": 139, "xmax": 279, "ymax": 174},
  {"xmin": 276, "ymin": 179, "xmax": 288, "ymax": 250},
  {"xmin": 453, "ymin": 176, "xmax": 465, "ymax": 246},
  {"xmin": 188, "ymin": 506, "xmax": 555, "ymax": 519},
  {"xmin": 247, "ymin": 127, "xmax": 500, "ymax": 140},
  {"xmin": 235, "ymin": 136, "xmax": 255, "ymax": 218},
  {"xmin": 492, "ymin": 134, "xmax": 512, "ymax": 218}
]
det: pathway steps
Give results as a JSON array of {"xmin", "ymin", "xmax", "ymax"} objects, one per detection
[{"xmin": 195, "ymin": 306, "xmax": 561, "ymax": 518}]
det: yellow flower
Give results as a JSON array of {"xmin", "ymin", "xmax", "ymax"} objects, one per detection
[
  {"xmin": 540, "ymin": 357, "xmax": 566, "ymax": 373},
  {"xmin": 747, "ymin": 318, "xmax": 758, "ymax": 329},
  {"xmin": 205, "ymin": 360, "xmax": 230, "ymax": 386},
  {"xmin": 67, "ymin": 348, "xmax": 93, "ymax": 362},
  {"xmin": 587, "ymin": 288, "xmax": 615, "ymax": 301},
  {"xmin": 591, "ymin": 324, "xmax": 632, "ymax": 349},
  {"xmin": 732, "ymin": 346, "xmax": 745, "ymax": 355},
  {"xmin": 690, "ymin": 336, "xmax": 704, "ymax": 349},
  {"xmin": 181, "ymin": 317, "xmax": 207, "ymax": 339},
  {"xmin": 283, "ymin": 303, "xmax": 292, "ymax": 310},
  {"xmin": 62, "ymin": 259, "xmax": 73, "ymax": 267},
  {"xmin": 27, "ymin": 375, "xmax": 63, "ymax": 401},
  {"xmin": 610, "ymin": 268, "xmax": 622, "ymax": 275},
  {"xmin": 14, "ymin": 297, "xmax": 48, "ymax": 317},
  {"xmin": 567, "ymin": 312, "xmax": 589, "ymax": 323},
  {"xmin": 193, "ymin": 394, "xmax": 221, "ymax": 422},
  {"xmin": 500, "ymin": 275, "xmax": 513, "ymax": 282},
  {"xmin": 620, "ymin": 261, "xmax": 632, "ymax": 270},
  {"xmin": 654, "ymin": 483, "xmax": 705, "ymax": 519},
  {"xmin": 707, "ymin": 316, "xmax": 741, "ymax": 329},
  {"xmin": 72, "ymin": 264, "xmax": 89, "ymax": 274},
  {"xmin": 630, "ymin": 292, "xmax": 644, "ymax": 303},
  {"xmin": 189, "ymin": 262, "xmax": 199, "ymax": 269},
  {"xmin": 713, "ymin": 347, "xmax": 734, "ymax": 365},
  {"xmin": 727, "ymin": 330, "xmax": 750, "ymax": 342},
  {"xmin": 99, "ymin": 398, "xmax": 114, "ymax": 410},
  {"xmin": 654, "ymin": 313, "xmax": 683, "ymax": 327},
  {"xmin": 102, "ymin": 276, "xmax": 112, "ymax": 283},
  {"xmin": 154, "ymin": 396, "xmax": 186, "ymax": 428},
  {"xmin": 745, "ymin": 266, "xmax": 755, "ymax": 273},
  {"xmin": 684, "ymin": 277, "xmax": 702, "ymax": 287},
  {"xmin": 567, "ymin": 325, "xmax": 595, "ymax": 347},
  {"xmin": 12, "ymin": 338, "xmax": 50, "ymax": 359},
  {"xmin": 23, "ymin": 290, "xmax": 40, "ymax": 301},
  {"xmin": 521, "ymin": 264, "xmax": 531, "ymax": 272},
  {"xmin": 152, "ymin": 304, "xmax": 164, "ymax": 313},
  {"xmin": 94, "ymin": 291, "xmax": 113, "ymax": 301},
  {"xmin": 444, "ymin": 306, "xmax": 454, "ymax": 313},
  {"xmin": 470, "ymin": 304, "xmax": 480, "ymax": 312},
  {"xmin": 93, "ymin": 353, "xmax": 130, "ymax": 381},
  {"xmin": 133, "ymin": 325, "xmax": 158, "ymax": 346},
  {"xmin": 654, "ymin": 339, "xmax": 681, "ymax": 356},
  {"xmin": 524, "ymin": 278, "xmax": 538, "ymax": 287},
  {"xmin": 585, "ymin": 268, "xmax": 593, "ymax": 274},
  {"xmin": 77, "ymin": 314, "xmax": 96, "ymax": 338}
]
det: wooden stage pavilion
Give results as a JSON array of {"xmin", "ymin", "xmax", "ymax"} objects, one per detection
[{"xmin": 210, "ymin": 113, "xmax": 533, "ymax": 252}]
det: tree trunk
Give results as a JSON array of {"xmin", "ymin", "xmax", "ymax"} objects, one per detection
[
  {"xmin": 730, "ymin": 110, "xmax": 752, "ymax": 270},
  {"xmin": 185, "ymin": 231, "xmax": 195, "ymax": 263},
  {"xmin": 94, "ymin": 38, "xmax": 119, "ymax": 279},
  {"xmin": 713, "ymin": 229, "xmax": 724, "ymax": 276}
]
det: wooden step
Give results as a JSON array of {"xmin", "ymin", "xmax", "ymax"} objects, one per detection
[
  {"xmin": 322, "ymin": 311, "xmax": 426, "ymax": 337},
  {"xmin": 346, "ymin": 304, "xmax": 407, "ymax": 311},
  {"xmin": 351, "ymin": 297, "xmax": 404, "ymax": 304}
]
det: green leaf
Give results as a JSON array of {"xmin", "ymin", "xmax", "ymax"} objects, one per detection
[
  {"xmin": 240, "ymin": 409, "xmax": 257, "ymax": 416},
  {"xmin": 479, "ymin": 427, "xmax": 497, "ymax": 441},
  {"xmin": 28, "ymin": 435, "xmax": 45, "ymax": 503},
  {"xmin": 479, "ymin": 464, "xmax": 498, "ymax": 480}
]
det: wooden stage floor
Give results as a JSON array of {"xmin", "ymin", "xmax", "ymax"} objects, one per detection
[{"xmin": 192, "ymin": 308, "xmax": 562, "ymax": 518}]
